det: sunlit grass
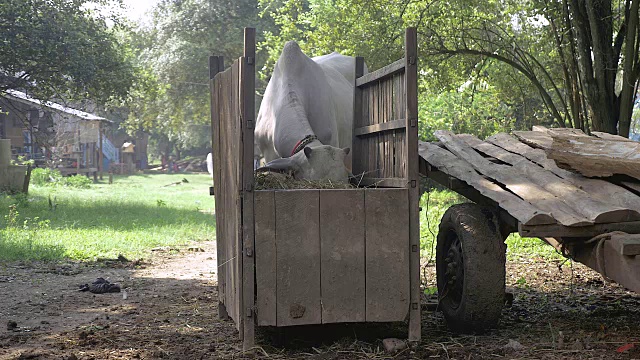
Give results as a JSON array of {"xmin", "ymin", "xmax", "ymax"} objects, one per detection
[
  {"xmin": 0, "ymin": 173, "xmax": 215, "ymax": 261},
  {"xmin": 419, "ymin": 187, "xmax": 562, "ymax": 261}
]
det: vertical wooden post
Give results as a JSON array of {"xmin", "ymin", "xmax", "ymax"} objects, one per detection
[
  {"xmin": 98, "ymin": 121, "xmax": 103, "ymax": 180},
  {"xmin": 209, "ymin": 54, "xmax": 228, "ymax": 320},
  {"xmin": 352, "ymin": 57, "xmax": 365, "ymax": 179},
  {"xmin": 241, "ymin": 27, "xmax": 256, "ymax": 351},
  {"xmin": 404, "ymin": 27, "xmax": 421, "ymax": 342}
]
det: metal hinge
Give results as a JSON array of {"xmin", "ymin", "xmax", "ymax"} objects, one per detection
[
  {"xmin": 246, "ymin": 119, "xmax": 253, "ymax": 129},
  {"xmin": 411, "ymin": 180, "xmax": 417, "ymax": 188},
  {"xmin": 247, "ymin": 57, "xmax": 254, "ymax": 65},
  {"xmin": 209, "ymin": 186, "xmax": 215, "ymax": 196},
  {"xmin": 409, "ymin": 56, "xmax": 416, "ymax": 65},
  {"xmin": 246, "ymin": 307, "xmax": 253, "ymax": 318},
  {"xmin": 410, "ymin": 118, "xmax": 417, "ymax": 127},
  {"xmin": 245, "ymin": 247, "xmax": 253, "ymax": 257}
]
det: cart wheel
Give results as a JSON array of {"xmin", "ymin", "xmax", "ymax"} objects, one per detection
[{"xmin": 436, "ymin": 203, "xmax": 506, "ymax": 333}]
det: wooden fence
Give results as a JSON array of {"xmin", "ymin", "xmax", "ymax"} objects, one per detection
[{"xmin": 209, "ymin": 28, "xmax": 256, "ymax": 346}]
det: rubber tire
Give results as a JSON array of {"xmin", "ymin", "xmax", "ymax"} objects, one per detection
[{"xmin": 436, "ymin": 203, "xmax": 506, "ymax": 333}]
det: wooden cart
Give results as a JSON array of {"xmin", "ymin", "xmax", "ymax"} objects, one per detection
[
  {"xmin": 419, "ymin": 128, "xmax": 640, "ymax": 332},
  {"xmin": 210, "ymin": 28, "xmax": 421, "ymax": 349}
]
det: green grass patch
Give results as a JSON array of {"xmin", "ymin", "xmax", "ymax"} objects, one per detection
[
  {"xmin": 419, "ymin": 187, "xmax": 562, "ymax": 261},
  {"xmin": 0, "ymin": 173, "xmax": 215, "ymax": 261}
]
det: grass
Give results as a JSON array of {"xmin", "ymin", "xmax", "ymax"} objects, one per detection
[
  {"xmin": 419, "ymin": 186, "xmax": 562, "ymax": 262},
  {"xmin": 0, "ymin": 172, "xmax": 560, "ymax": 262},
  {"xmin": 0, "ymin": 173, "xmax": 215, "ymax": 261}
]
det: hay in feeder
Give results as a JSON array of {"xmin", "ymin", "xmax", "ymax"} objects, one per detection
[{"xmin": 254, "ymin": 171, "xmax": 353, "ymax": 190}]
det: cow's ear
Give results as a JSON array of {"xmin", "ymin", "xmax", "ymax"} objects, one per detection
[
  {"xmin": 342, "ymin": 147, "xmax": 350, "ymax": 155},
  {"xmin": 303, "ymin": 147, "xmax": 313, "ymax": 159},
  {"xmin": 256, "ymin": 157, "xmax": 298, "ymax": 173}
]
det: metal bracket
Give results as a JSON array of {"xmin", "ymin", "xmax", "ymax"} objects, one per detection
[
  {"xmin": 209, "ymin": 186, "xmax": 215, "ymax": 196},
  {"xmin": 246, "ymin": 119, "xmax": 253, "ymax": 129},
  {"xmin": 412, "ymin": 244, "xmax": 418, "ymax": 252},
  {"xmin": 410, "ymin": 117, "xmax": 418, "ymax": 127},
  {"xmin": 246, "ymin": 57, "xmax": 254, "ymax": 65},
  {"xmin": 245, "ymin": 247, "xmax": 253, "ymax": 257},
  {"xmin": 246, "ymin": 307, "xmax": 253, "ymax": 317},
  {"xmin": 412, "ymin": 302, "xmax": 419, "ymax": 310},
  {"xmin": 409, "ymin": 56, "xmax": 416, "ymax": 65},
  {"xmin": 411, "ymin": 180, "xmax": 417, "ymax": 188}
]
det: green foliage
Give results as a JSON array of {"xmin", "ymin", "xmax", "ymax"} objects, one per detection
[
  {"xmin": 0, "ymin": 0, "xmax": 138, "ymax": 104},
  {"xmin": 0, "ymin": 173, "xmax": 215, "ymax": 261},
  {"xmin": 30, "ymin": 168, "xmax": 63, "ymax": 186},
  {"xmin": 62, "ymin": 175, "xmax": 93, "ymax": 189}
]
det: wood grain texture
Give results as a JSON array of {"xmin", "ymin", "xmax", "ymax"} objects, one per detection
[
  {"xmin": 435, "ymin": 130, "xmax": 592, "ymax": 227},
  {"xmin": 418, "ymin": 142, "xmax": 556, "ymax": 226},
  {"xmin": 275, "ymin": 190, "xmax": 322, "ymax": 326},
  {"xmin": 319, "ymin": 190, "xmax": 366, "ymax": 323},
  {"xmin": 487, "ymin": 133, "xmax": 640, "ymax": 215},
  {"xmin": 356, "ymin": 58, "xmax": 405, "ymax": 86},
  {"xmin": 365, "ymin": 188, "xmax": 410, "ymax": 322},
  {"xmin": 255, "ymin": 190, "xmax": 276, "ymax": 326},
  {"xmin": 457, "ymin": 134, "xmax": 640, "ymax": 224},
  {"xmin": 610, "ymin": 233, "xmax": 640, "ymax": 256}
]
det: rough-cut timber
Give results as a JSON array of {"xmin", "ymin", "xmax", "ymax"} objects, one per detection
[
  {"xmin": 547, "ymin": 133, "xmax": 640, "ymax": 179},
  {"xmin": 486, "ymin": 133, "xmax": 640, "ymax": 212}
]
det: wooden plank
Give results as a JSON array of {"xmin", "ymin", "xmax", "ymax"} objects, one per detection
[
  {"xmin": 519, "ymin": 221, "xmax": 640, "ymax": 238},
  {"xmin": 255, "ymin": 190, "xmax": 276, "ymax": 326},
  {"xmin": 610, "ymin": 233, "xmax": 640, "ymax": 256},
  {"xmin": 418, "ymin": 142, "xmax": 556, "ymax": 225},
  {"xmin": 591, "ymin": 131, "xmax": 635, "ymax": 142},
  {"xmin": 513, "ymin": 130, "xmax": 553, "ymax": 149},
  {"xmin": 573, "ymin": 237, "xmax": 640, "ymax": 293},
  {"xmin": 275, "ymin": 190, "xmax": 321, "ymax": 326},
  {"xmin": 209, "ymin": 55, "xmax": 226, "ymax": 319},
  {"xmin": 240, "ymin": 27, "xmax": 255, "ymax": 351},
  {"xmin": 356, "ymin": 177, "xmax": 407, "ymax": 188},
  {"xmin": 435, "ymin": 130, "xmax": 591, "ymax": 227},
  {"xmin": 365, "ymin": 188, "xmax": 410, "ymax": 322},
  {"xmin": 487, "ymin": 133, "xmax": 640, "ymax": 214},
  {"xmin": 353, "ymin": 56, "xmax": 365, "ymax": 176},
  {"xmin": 319, "ymin": 190, "xmax": 365, "ymax": 323},
  {"xmin": 457, "ymin": 134, "xmax": 640, "ymax": 223},
  {"xmin": 404, "ymin": 27, "xmax": 420, "ymax": 343},
  {"xmin": 547, "ymin": 133, "xmax": 640, "ymax": 179},
  {"xmin": 355, "ymin": 58, "xmax": 405, "ymax": 87}
]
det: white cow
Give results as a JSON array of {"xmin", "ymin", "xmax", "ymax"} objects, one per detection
[{"xmin": 255, "ymin": 41, "xmax": 364, "ymax": 183}]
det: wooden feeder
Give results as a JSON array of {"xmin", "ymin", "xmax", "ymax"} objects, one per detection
[{"xmin": 210, "ymin": 28, "xmax": 421, "ymax": 349}]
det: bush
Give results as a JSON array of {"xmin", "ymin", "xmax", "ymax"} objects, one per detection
[
  {"xmin": 30, "ymin": 168, "xmax": 92, "ymax": 189},
  {"xmin": 30, "ymin": 168, "xmax": 63, "ymax": 186},
  {"xmin": 62, "ymin": 175, "xmax": 92, "ymax": 189}
]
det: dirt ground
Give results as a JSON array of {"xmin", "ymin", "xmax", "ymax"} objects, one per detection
[{"xmin": 1, "ymin": 241, "xmax": 639, "ymax": 360}]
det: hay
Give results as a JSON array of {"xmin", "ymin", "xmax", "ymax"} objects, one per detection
[{"xmin": 254, "ymin": 171, "xmax": 353, "ymax": 190}]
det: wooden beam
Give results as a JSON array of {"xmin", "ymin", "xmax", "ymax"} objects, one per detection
[
  {"xmin": 519, "ymin": 221, "xmax": 640, "ymax": 238},
  {"xmin": 354, "ymin": 119, "xmax": 405, "ymax": 137},
  {"xmin": 355, "ymin": 177, "xmax": 408, "ymax": 188},
  {"xmin": 355, "ymin": 58, "xmax": 405, "ymax": 87}
]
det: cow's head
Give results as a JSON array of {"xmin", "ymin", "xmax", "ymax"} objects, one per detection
[{"xmin": 257, "ymin": 145, "xmax": 351, "ymax": 183}]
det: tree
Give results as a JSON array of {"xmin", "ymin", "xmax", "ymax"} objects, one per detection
[
  {"xmin": 0, "ymin": 0, "xmax": 137, "ymax": 105},
  {"xmin": 260, "ymin": 0, "xmax": 640, "ymax": 136},
  {"xmin": 126, "ymin": 0, "xmax": 272, "ymax": 158}
]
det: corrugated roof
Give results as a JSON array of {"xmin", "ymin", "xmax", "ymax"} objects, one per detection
[{"xmin": 3, "ymin": 90, "xmax": 112, "ymax": 122}]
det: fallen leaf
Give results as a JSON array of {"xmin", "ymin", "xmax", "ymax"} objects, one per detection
[{"xmin": 616, "ymin": 343, "xmax": 634, "ymax": 353}]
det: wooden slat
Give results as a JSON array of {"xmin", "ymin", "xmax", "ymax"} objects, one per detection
[
  {"xmin": 356, "ymin": 58, "xmax": 405, "ymax": 87},
  {"xmin": 547, "ymin": 133, "xmax": 640, "ymax": 179},
  {"xmin": 435, "ymin": 130, "xmax": 592, "ymax": 227},
  {"xmin": 356, "ymin": 177, "xmax": 407, "ymax": 188},
  {"xmin": 353, "ymin": 56, "xmax": 365, "ymax": 176},
  {"xmin": 610, "ymin": 233, "xmax": 640, "ymax": 256},
  {"xmin": 519, "ymin": 221, "xmax": 640, "ymax": 238},
  {"xmin": 418, "ymin": 142, "xmax": 556, "ymax": 225},
  {"xmin": 275, "ymin": 190, "xmax": 321, "ymax": 326},
  {"xmin": 591, "ymin": 131, "xmax": 635, "ymax": 142},
  {"xmin": 457, "ymin": 134, "xmax": 640, "ymax": 224},
  {"xmin": 404, "ymin": 27, "xmax": 420, "ymax": 343},
  {"xmin": 240, "ymin": 27, "xmax": 256, "ymax": 351},
  {"xmin": 320, "ymin": 190, "xmax": 365, "ymax": 323},
  {"xmin": 255, "ymin": 190, "xmax": 276, "ymax": 326},
  {"xmin": 365, "ymin": 189, "xmax": 410, "ymax": 322},
  {"xmin": 513, "ymin": 130, "xmax": 553, "ymax": 149},
  {"xmin": 487, "ymin": 133, "xmax": 640, "ymax": 214}
]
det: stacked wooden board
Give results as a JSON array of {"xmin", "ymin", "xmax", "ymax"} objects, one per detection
[
  {"xmin": 514, "ymin": 126, "xmax": 640, "ymax": 179},
  {"xmin": 418, "ymin": 130, "xmax": 640, "ymax": 230}
]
